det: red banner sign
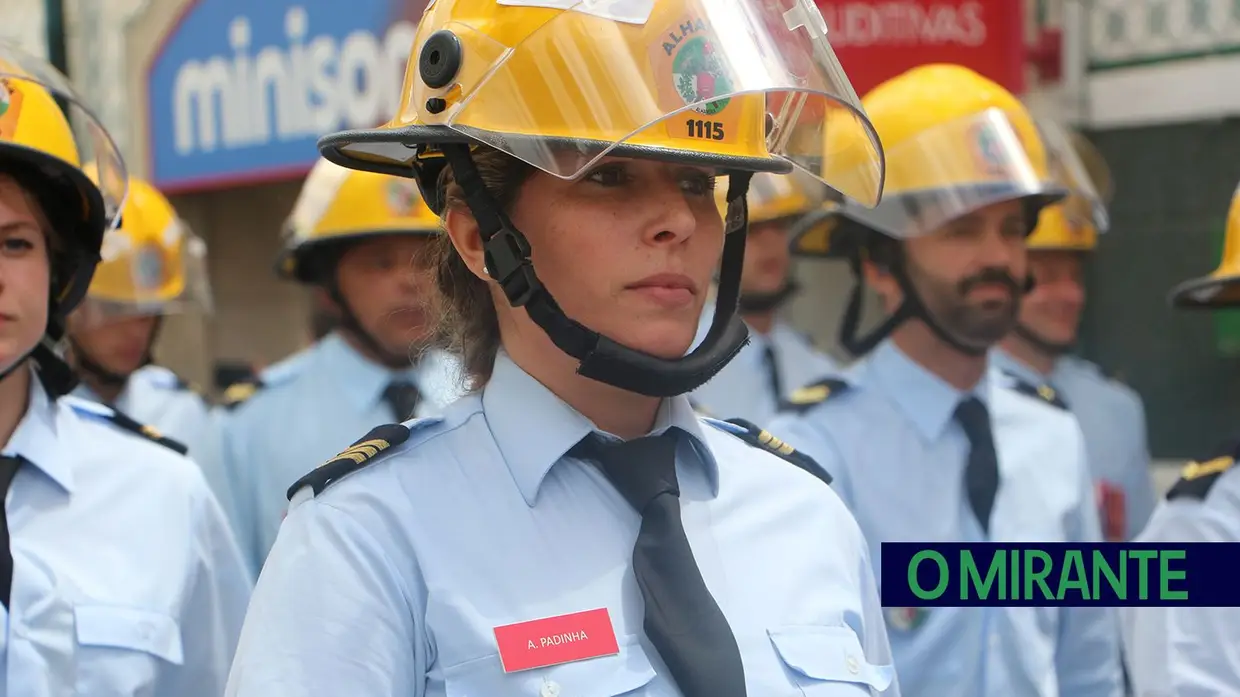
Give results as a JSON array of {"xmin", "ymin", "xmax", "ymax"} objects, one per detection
[{"xmin": 817, "ymin": 0, "xmax": 1027, "ymax": 96}]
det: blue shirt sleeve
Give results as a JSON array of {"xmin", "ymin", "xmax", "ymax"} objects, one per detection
[{"xmin": 225, "ymin": 494, "xmax": 425, "ymax": 697}]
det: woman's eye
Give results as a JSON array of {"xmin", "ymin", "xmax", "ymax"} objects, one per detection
[
  {"xmin": 585, "ymin": 164, "xmax": 628, "ymax": 187},
  {"xmin": 680, "ymin": 174, "xmax": 716, "ymax": 196},
  {"xmin": 2, "ymin": 237, "xmax": 33, "ymax": 253}
]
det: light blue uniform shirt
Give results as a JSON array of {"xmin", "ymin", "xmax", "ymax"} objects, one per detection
[
  {"xmin": 1121, "ymin": 462, "xmax": 1240, "ymax": 697},
  {"xmin": 1056, "ymin": 355, "xmax": 1156, "ymax": 540},
  {"xmin": 771, "ymin": 340, "xmax": 1123, "ymax": 697},
  {"xmin": 689, "ymin": 297, "xmax": 841, "ymax": 422},
  {"xmin": 217, "ymin": 331, "xmax": 465, "ymax": 575},
  {"xmin": 225, "ymin": 351, "xmax": 899, "ymax": 697},
  {"xmin": 5, "ymin": 370, "xmax": 253, "ymax": 697},
  {"xmin": 691, "ymin": 319, "xmax": 840, "ymax": 423},
  {"xmin": 72, "ymin": 364, "xmax": 233, "ymax": 524},
  {"xmin": 992, "ymin": 351, "xmax": 1155, "ymax": 541}
]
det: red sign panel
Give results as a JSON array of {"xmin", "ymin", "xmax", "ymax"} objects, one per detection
[{"xmin": 816, "ymin": 0, "xmax": 1027, "ymax": 96}]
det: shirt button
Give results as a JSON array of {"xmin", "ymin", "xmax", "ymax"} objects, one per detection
[
  {"xmin": 846, "ymin": 655, "xmax": 860, "ymax": 675},
  {"xmin": 540, "ymin": 680, "xmax": 561, "ymax": 697}
]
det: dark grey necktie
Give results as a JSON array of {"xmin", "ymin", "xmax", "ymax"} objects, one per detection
[
  {"xmin": 955, "ymin": 397, "xmax": 1000, "ymax": 535},
  {"xmin": 382, "ymin": 380, "xmax": 420, "ymax": 421},
  {"xmin": 761, "ymin": 344, "xmax": 783, "ymax": 403},
  {"xmin": 581, "ymin": 432, "xmax": 747, "ymax": 697},
  {"xmin": 0, "ymin": 456, "xmax": 21, "ymax": 609}
]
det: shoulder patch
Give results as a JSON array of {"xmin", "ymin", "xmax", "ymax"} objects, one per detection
[
  {"xmin": 67, "ymin": 400, "xmax": 188, "ymax": 456},
  {"xmin": 1167, "ymin": 455, "xmax": 1234, "ymax": 502},
  {"xmin": 779, "ymin": 377, "xmax": 849, "ymax": 414},
  {"xmin": 1001, "ymin": 372, "xmax": 1069, "ymax": 410},
  {"xmin": 220, "ymin": 378, "xmax": 264, "ymax": 410},
  {"xmin": 286, "ymin": 423, "xmax": 414, "ymax": 500},
  {"xmin": 707, "ymin": 417, "xmax": 832, "ymax": 487}
]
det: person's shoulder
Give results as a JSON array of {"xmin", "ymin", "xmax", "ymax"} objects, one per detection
[
  {"xmin": 59, "ymin": 396, "xmax": 212, "ymax": 499},
  {"xmin": 285, "ymin": 398, "xmax": 484, "ymax": 507},
  {"xmin": 776, "ymin": 375, "xmax": 855, "ymax": 416},
  {"xmin": 62, "ymin": 395, "xmax": 191, "ymax": 457},
  {"xmin": 131, "ymin": 364, "xmax": 205, "ymax": 397},
  {"xmin": 699, "ymin": 416, "xmax": 866, "ymax": 551},
  {"xmin": 218, "ymin": 349, "xmax": 316, "ymax": 412},
  {"xmin": 1165, "ymin": 439, "xmax": 1240, "ymax": 504},
  {"xmin": 700, "ymin": 416, "xmax": 833, "ymax": 488},
  {"xmin": 995, "ymin": 368, "xmax": 1070, "ymax": 411},
  {"xmin": 1141, "ymin": 440, "xmax": 1240, "ymax": 543}
]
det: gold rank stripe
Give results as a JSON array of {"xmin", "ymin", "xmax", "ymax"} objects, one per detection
[
  {"xmin": 1181, "ymin": 456, "xmax": 1234, "ymax": 481},
  {"xmin": 328, "ymin": 438, "xmax": 391, "ymax": 466},
  {"xmin": 1037, "ymin": 384, "xmax": 1057, "ymax": 402},
  {"xmin": 223, "ymin": 382, "xmax": 257, "ymax": 404},
  {"xmin": 790, "ymin": 384, "xmax": 830, "ymax": 405},
  {"xmin": 757, "ymin": 429, "xmax": 796, "ymax": 456},
  {"xmin": 141, "ymin": 425, "xmax": 164, "ymax": 440}
]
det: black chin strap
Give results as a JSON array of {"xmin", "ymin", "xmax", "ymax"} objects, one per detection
[
  {"xmin": 441, "ymin": 145, "xmax": 750, "ymax": 397},
  {"xmin": 0, "ymin": 317, "xmax": 80, "ymax": 399},
  {"xmin": 738, "ymin": 278, "xmax": 800, "ymax": 315},
  {"xmin": 325, "ymin": 284, "xmax": 415, "ymax": 369},
  {"xmin": 838, "ymin": 250, "xmax": 990, "ymax": 358}
]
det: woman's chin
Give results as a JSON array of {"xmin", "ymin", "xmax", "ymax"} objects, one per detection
[{"xmin": 601, "ymin": 320, "xmax": 697, "ymax": 360}]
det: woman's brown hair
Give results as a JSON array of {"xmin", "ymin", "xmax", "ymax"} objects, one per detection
[{"xmin": 423, "ymin": 148, "xmax": 533, "ymax": 389}]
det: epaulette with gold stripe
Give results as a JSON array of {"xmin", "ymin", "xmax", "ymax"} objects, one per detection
[
  {"xmin": 66, "ymin": 399, "xmax": 188, "ymax": 456},
  {"xmin": 720, "ymin": 418, "xmax": 832, "ymax": 487},
  {"xmin": 286, "ymin": 424, "xmax": 410, "ymax": 500},
  {"xmin": 1167, "ymin": 455, "xmax": 1235, "ymax": 502},
  {"xmin": 1002, "ymin": 372, "xmax": 1069, "ymax": 410},
  {"xmin": 220, "ymin": 377, "xmax": 264, "ymax": 410},
  {"xmin": 108, "ymin": 409, "xmax": 190, "ymax": 456},
  {"xmin": 778, "ymin": 377, "xmax": 849, "ymax": 414}
]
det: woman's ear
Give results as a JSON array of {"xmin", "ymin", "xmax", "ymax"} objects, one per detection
[{"xmin": 444, "ymin": 206, "xmax": 490, "ymax": 282}]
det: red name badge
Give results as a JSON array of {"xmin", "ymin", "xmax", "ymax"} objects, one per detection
[{"xmin": 493, "ymin": 608, "xmax": 619, "ymax": 673}]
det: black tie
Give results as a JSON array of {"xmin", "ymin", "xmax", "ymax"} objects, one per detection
[
  {"xmin": 761, "ymin": 344, "xmax": 783, "ymax": 404},
  {"xmin": 955, "ymin": 397, "xmax": 1000, "ymax": 535},
  {"xmin": 382, "ymin": 380, "xmax": 420, "ymax": 421},
  {"xmin": 586, "ymin": 432, "xmax": 747, "ymax": 697},
  {"xmin": 0, "ymin": 456, "xmax": 21, "ymax": 609}
]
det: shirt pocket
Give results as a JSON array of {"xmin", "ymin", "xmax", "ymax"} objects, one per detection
[
  {"xmin": 444, "ymin": 635, "xmax": 657, "ymax": 697},
  {"xmin": 74, "ymin": 604, "xmax": 183, "ymax": 696},
  {"xmin": 768, "ymin": 625, "xmax": 895, "ymax": 694}
]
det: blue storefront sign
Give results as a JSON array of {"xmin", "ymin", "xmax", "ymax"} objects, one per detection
[{"xmin": 146, "ymin": 0, "xmax": 425, "ymax": 192}]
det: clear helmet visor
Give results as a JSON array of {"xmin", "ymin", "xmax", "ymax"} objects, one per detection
[
  {"xmin": 832, "ymin": 108, "xmax": 1067, "ymax": 239},
  {"xmin": 1037, "ymin": 118, "xmax": 1109, "ymax": 233},
  {"xmin": 0, "ymin": 42, "xmax": 127, "ymax": 232},
  {"xmin": 76, "ymin": 220, "xmax": 213, "ymax": 328},
  {"xmin": 343, "ymin": 0, "xmax": 885, "ymax": 206}
]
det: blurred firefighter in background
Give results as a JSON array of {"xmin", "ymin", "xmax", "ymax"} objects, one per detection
[
  {"xmin": 994, "ymin": 124, "xmax": 1155, "ymax": 542},
  {"xmin": 690, "ymin": 171, "xmax": 841, "ymax": 423},
  {"xmin": 216, "ymin": 158, "xmax": 463, "ymax": 574}
]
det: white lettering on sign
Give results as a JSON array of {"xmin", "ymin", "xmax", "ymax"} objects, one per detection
[
  {"xmin": 819, "ymin": 1, "xmax": 986, "ymax": 48},
  {"xmin": 172, "ymin": 6, "xmax": 416, "ymax": 155}
]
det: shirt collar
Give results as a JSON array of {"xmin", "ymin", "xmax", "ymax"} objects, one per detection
[
  {"xmin": 321, "ymin": 332, "xmax": 421, "ymax": 410},
  {"xmin": 870, "ymin": 340, "xmax": 991, "ymax": 442},
  {"xmin": 483, "ymin": 351, "xmax": 718, "ymax": 507},
  {"xmin": 990, "ymin": 348, "xmax": 1051, "ymax": 386},
  {"xmin": 5, "ymin": 370, "xmax": 73, "ymax": 494}
]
